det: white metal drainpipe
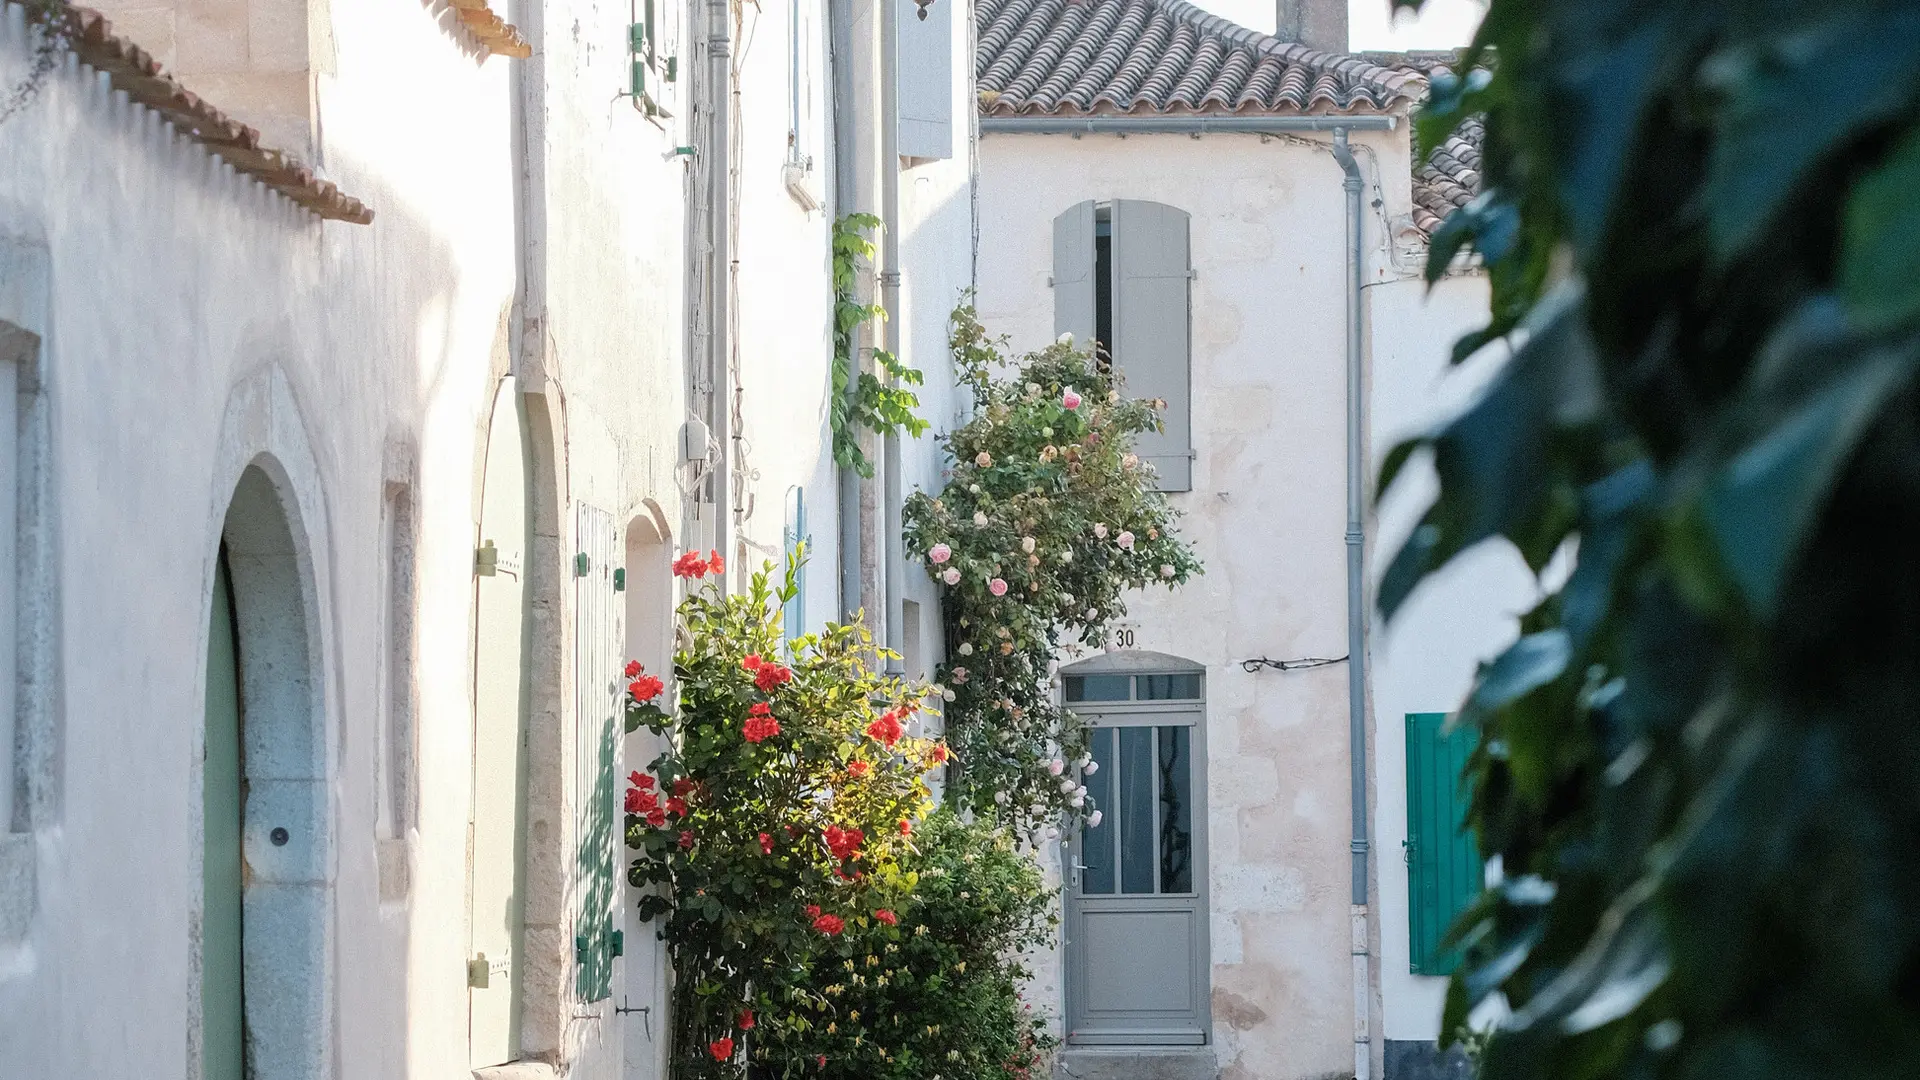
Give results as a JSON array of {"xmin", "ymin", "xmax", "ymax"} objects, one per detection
[
  {"xmin": 1330, "ymin": 125, "xmax": 1373, "ymax": 1080},
  {"xmin": 879, "ymin": 0, "xmax": 905, "ymax": 676},
  {"xmin": 708, "ymin": 0, "xmax": 732, "ymax": 586}
]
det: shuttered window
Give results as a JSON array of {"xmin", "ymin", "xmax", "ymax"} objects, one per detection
[
  {"xmin": 1051, "ymin": 200, "xmax": 1194, "ymax": 492},
  {"xmin": 895, "ymin": 0, "xmax": 952, "ymax": 160},
  {"xmin": 574, "ymin": 504, "xmax": 623, "ymax": 1001},
  {"xmin": 1405, "ymin": 712, "xmax": 1483, "ymax": 976}
]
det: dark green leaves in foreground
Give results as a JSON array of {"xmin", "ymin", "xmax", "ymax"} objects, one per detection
[{"xmin": 1387, "ymin": 1, "xmax": 1920, "ymax": 1077}]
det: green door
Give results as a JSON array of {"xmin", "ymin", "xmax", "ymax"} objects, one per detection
[{"xmin": 204, "ymin": 552, "xmax": 245, "ymax": 1080}]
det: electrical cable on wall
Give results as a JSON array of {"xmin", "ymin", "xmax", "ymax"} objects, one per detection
[{"xmin": 1240, "ymin": 654, "xmax": 1348, "ymax": 673}]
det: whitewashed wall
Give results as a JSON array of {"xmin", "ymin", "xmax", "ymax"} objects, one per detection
[{"xmin": 978, "ymin": 127, "xmax": 1406, "ymax": 1080}]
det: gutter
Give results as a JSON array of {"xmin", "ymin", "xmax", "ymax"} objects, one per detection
[
  {"xmin": 879, "ymin": 0, "xmax": 905, "ymax": 675},
  {"xmin": 1329, "ymin": 126, "xmax": 1374, "ymax": 1080},
  {"xmin": 979, "ymin": 114, "xmax": 1398, "ymax": 135},
  {"xmin": 708, "ymin": 0, "xmax": 733, "ymax": 586}
]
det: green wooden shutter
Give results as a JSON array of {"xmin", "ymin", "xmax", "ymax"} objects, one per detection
[
  {"xmin": 1406, "ymin": 712, "xmax": 1482, "ymax": 976},
  {"xmin": 574, "ymin": 504, "xmax": 622, "ymax": 1001},
  {"xmin": 204, "ymin": 551, "xmax": 245, "ymax": 1080},
  {"xmin": 1110, "ymin": 199, "xmax": 1194, "ymax": 492},
  {"xmin": 895, "ymin": 0, "xmax": 952, "ymax": 159},
  {"xmin": 1053, "ymin": 201, "xmax": 1097, "ymax": 345}
]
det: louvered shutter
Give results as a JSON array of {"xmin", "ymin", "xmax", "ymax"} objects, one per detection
[
  {"xmin": 1110, "ymin": 199, "xmax": 1193, "ymax": 492},
  {"xmin": 1405, "ymin": 712, "xmax": 1483, "ymax": 976},
  {"xmin": 895, "ymin": 0, "xmax": 952, "ymax": 160},
  {"xmin": 1052, "ymin": 200, "xmax": 1097, "ymax": 345},
  {"xmin": 574, "ymin": 504, "xmax": 623, "ymax": 1001}
]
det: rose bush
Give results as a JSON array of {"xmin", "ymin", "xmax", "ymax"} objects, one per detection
[
  {"xmin": 627, "ymin": 554, "xmax": 946, "ymax": 1078},
  {"xmin": 759, "ymin": 809, "xmax": 1059, "ymax": 1080},
  {"xmin": 904, "ymin": 305, "xmax": 1200, "ymax": 829}
]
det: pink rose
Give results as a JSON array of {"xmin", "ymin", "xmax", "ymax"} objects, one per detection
[
  {"xmin": 988, "ymin": 578, "xmax": 1008, "ymax": 597},
  {"xmin": 1117, "ymin": 530, "xmax": 1135, "ymax": 550},
  {"xmin": 1062, "ymin": 387, "xmax": 1082, "ymax": 410},
  {"xmin": 929, "ymin": 543, "xmax": 952, "ymax": 564},
  {"xmin": 942, "ymin": 567, "xmax": 961, "ymax": 585}
]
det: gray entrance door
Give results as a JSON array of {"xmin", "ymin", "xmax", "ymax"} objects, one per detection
[{"xmin": 1064, "ymin": 665, "xmax": 1209, "ymax": 1045}]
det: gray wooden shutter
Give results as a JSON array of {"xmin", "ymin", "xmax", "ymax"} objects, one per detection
[
  {"xmin": 1111, "ymin": 199, "xmax": 1193, "ymax": 492},
  {"xmin": 573, "ymin": 503, "xmax": 622, "ymax": 1001},
  {"xmin": 895, "ymin": 0, "xmax": 952, "ymax": 160},
  {"xmin": 1052, "ymin": 200, "xmax": 1097, "ymax": 345}
]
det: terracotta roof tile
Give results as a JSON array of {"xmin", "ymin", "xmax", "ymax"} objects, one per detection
[
  {"xmin": 24, "ymin": 2, "xmax": 374, "ymax": 223},
  {"xmin": 976, "ymin": 0, "xmax": 1422, "ymax": 116},
  {"xmin": 1412, "ymin": 114, "xmax": 1481, "ymax": 236}
]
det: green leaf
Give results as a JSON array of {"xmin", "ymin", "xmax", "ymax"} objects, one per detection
[
  {"xmin": 1840, "ymin": 124, "xmax": 1920, "ymax": 332},
  {"xmin": 1466, "ymin": 630, "xmax": 1572, "ymax": 717},
  {"xmin": 1706, "ymin": 8, "xmax": 1920, "ymax": 259},
  {"xmin": 1699, "ymin": 336, "xmax": 1918, "ymax": 618}
]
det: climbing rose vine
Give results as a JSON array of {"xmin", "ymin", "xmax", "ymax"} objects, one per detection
[
  {"xmin": 626, "ymin": 554, "xmax": 945, "ymax": 1079},
  {"xmin": 904, "ymin": 305, "xmax": 1200, "ymax": 830}
]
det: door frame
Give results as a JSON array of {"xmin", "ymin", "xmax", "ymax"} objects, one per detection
[{"xmin": 1062, "ymin": 660, "xmax": 1211, "ymax": 1046}]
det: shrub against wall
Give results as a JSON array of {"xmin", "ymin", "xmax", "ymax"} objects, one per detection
[
  {"xmin": 626, "ymin": 554, "xmax": 946, "ymax": 1078},
  {"xmin": 761, "ymin": 809, "xmax": 1059, "ymax": 1080},
  {"xmin": 903, "ymin": 306, "xmax": 1200, "ymax": 830}
]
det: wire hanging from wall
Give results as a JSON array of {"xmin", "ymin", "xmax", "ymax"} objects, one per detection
[{"xmin": 1240, "ymin": 654, "xmax": 1348, "ymax": 673}]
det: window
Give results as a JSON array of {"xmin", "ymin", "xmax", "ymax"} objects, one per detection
[
  {"xmin": 785, "ymin": 0, "xmax": 822, "ymax": 208},
  {"xmin": 1405, "ymin": 712, "xmax": 1484, "ymax": 976},
  {"xmin": 895, "ymin": 0, "xmax": 953, "ymax": 161},
  {"xmin": 1053, "ymin": 200, "xmax": 1194, "ymax": 491},
  {"xmin": 1064, "ymin": 672, "xmax": 1202, "ymax": 703},
  {"xmin": 628, "ymin": 0, "xmax": 679, "ymax": 119}
]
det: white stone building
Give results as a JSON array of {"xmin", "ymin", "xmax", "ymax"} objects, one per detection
[
  {"xmin": 0, "ymin": 0, "xmax": 975, "ymax": 1074},
  {"xmin": 971, "ymin": 2, "xmax": 1520, "ymax": 1079}
]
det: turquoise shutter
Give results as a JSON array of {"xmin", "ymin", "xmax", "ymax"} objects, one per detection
[
  {"xmin": 574, "ymin": 505, "xmax": 622, "ymax": 1001},
  {"xmin": 1405, "ymin": 712, "xmax": 1482, "ymax": 976}
]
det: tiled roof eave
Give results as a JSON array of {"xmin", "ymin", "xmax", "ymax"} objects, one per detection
[{"xmin": 22, "ymin": 2, "xmax": 378, "ymax": 223}]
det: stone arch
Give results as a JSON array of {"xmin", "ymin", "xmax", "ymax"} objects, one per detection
[{"xmin": 202, "ymin": 456, "xmax": 334, "ymax": 1080}]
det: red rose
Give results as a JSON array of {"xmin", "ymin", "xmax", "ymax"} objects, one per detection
[
  {"xmin": 817, "ymin": 1055, "xmax": 826, "ymax": 1068},
  {"xmin": 874, "ymin": 909, "xmax": 898, "ymax": 926},
  {"xmin": 928, "ymin": 744, "xmax": 951, "ymax": 764},
  {"xmin": 666, "ymin": 797, "xmax": 688, "ymax": 817},
  {"xmin": 741, "ymin": 654, "xmax": 763, "ymax": 671},
  {"xmin": 758, "ymin": 832, "xmax": 773, "ymax": 854},
  {"xmin": 624, "ymin": 660, "xmax": 644, "ymax": 678},
  {"xmin": 824, "ymin": 825, "xmax": 865, "ymax": 861},
  {"xmin": 865, "ymin": 711, "xmax": 905, "ymax": 748},
  {"xmin": 709, "ymin": 1037, "xmax": 734, "ymax": 1062},
  {"xmin": 743, "ymin": 714, "xmax": 781, "ymax": 743},
  {"xmin": 628, "ymin": 675, "xmax": 664, "ymax": 702},
  {"xmin": 628, "ymin": 771, "xmax": 656, "ymax": 791},
  {"xmin": 678, "ymin": 830, "xmax": 695, "ymax": 850},
  {"xmin": 754, "ymin": 662, "xmax": 792, "ymax": 692},
  {"xmin": 846, "ymin": 760, "xmax": 870, "ymax": 778},
  {"xmin": 812, "ymin": 913, "xmax": 845, "ymax": 935},
  {"xmin": 708, "ymin": 550, "xmax": 726, "ymax": 574},
  {"xmin": 673, "ymin": 778, "xmax": 696, "ymax": 796},
  {"xmin": 898, "ymin": 818, "xmax": 912, "ymax": 836},
  {"xmin": 646, "ymin": 808, "xmax": 667, "ymax": 828},
  {"xmin": 672, "ymin": 551, "xmax": 709, "ymax": 578},
  {"xmin": 749, "ymin": 701, "xmax": 772, "ymax": 716},
  {"xmin": 624, "ymin": 788, "xmax": 650, "ymax": 814}
]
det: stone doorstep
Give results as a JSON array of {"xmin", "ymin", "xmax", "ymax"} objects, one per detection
[
  {"xmin": 472, "ymin": 1063, "xmax": 558, "ymax": 1080},
  {"xmin": 1056, "ymin": 1047, "xmax": 1220, "ymax": 1080}
]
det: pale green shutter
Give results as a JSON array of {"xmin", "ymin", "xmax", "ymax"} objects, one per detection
[
  {"xmin": 204, "ymin": 552, "xmax": 245, "ymax": 1080},
  {"xmin": 1110, "ymin": 199, "xmax": 1193, "ymax": 492},
  {"xmin": 895, "ymin": 0, "xmax": 952, "ymax": 159},
  {"xmin": 574, "ymin": 504, "xmax": 622, "ymax": 1001},
  {"xmin": 1406, "ymin": 712, "xmax": 1482, "ymax": 976},
  {"xmin": 1053, "ymin": 201, "xmax": 1097, "ymax": 345}
]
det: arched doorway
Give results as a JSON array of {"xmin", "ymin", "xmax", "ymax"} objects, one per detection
[
  {"xmin": 1060, "ymin": 650, "xmax": 1211, "ymax": 1046},
  {"xmin": 469, "ymin": 377, "xmax": 534, "ymax": 1069},
  {"xmin": 203, "ymin": 461, "xmax": 330, "ymax": 1079}
]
